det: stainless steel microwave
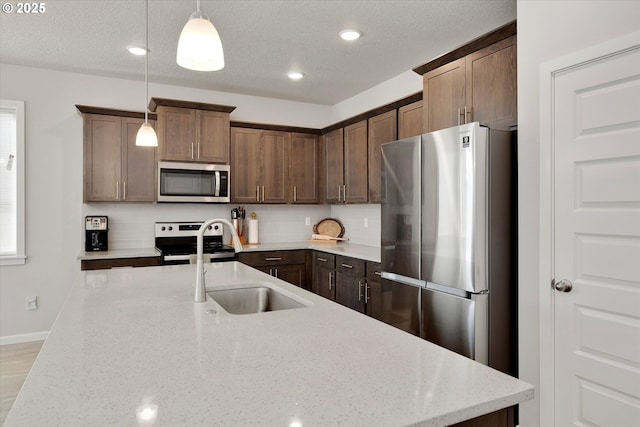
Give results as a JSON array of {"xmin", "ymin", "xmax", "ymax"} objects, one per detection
[{"xmin": 157, "ymin": 161, "xmax": 230, "ymax": 203}]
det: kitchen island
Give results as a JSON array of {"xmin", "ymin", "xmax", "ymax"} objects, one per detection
[{"xmin": 5, "ymin": 262, "xmax": 532, "ymax": 426}]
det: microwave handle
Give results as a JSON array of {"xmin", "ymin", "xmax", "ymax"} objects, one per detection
[{"xmin": 214, "ymin": 171, "xmax": 221, "ymax": 197}]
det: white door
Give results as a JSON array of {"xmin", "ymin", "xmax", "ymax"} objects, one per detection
[{"xmin": 553, "ymin": 46, "xmax": 640, "ymax": 426}]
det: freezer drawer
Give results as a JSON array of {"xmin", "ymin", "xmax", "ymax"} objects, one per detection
[
  {"xmin": 374, "ymin": 278, "xmax": 421, "ymax": 336},
  {"xmin": 421, "ymin": 287, "xmax": 488, "ymax": 364}
]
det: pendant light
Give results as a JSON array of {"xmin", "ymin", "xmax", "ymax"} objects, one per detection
[
  {"xmin": 136, "ymin": 0, "xmax": 158, "ymax": 147},
  {"xmin": 176, "ymin": 0, "xmax": 224, "ymax": 71}
]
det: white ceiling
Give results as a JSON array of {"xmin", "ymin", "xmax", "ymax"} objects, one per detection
[{"xmin": 0, "ymin": 0, "xmax": 516, "ymax": 105}]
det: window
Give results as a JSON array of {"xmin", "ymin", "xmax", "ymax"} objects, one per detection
[{"xmin": 0, "ymin": 99, "xmax": 25, "ymax": 265}]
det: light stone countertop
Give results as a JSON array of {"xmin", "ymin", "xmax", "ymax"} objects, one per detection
[
  {"xmin": 78, "ymin": 247, "xmax": 161, "ymax": 260},
  {"xmin": 5, "ymin": 262, "xmax": 532, "ymax": 427},
  {"xmin": 241, "ymin": 241, "xmax": 381, "ymax": 263},
  {"xmin": 78, "ymin": 242, "xmax": 381, "ymax": 263}
]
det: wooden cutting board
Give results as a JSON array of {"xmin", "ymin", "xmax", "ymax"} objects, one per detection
[{"xmin": 313, "ymin": 218, "xmax": 345, "ymax": 237}]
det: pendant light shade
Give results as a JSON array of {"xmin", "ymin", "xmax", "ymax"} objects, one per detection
[
  {"xmin": 176, "ymin": 3, "xmax": 224, "ymax": 71},
  {"xmin": 136, "ymin": 0, "xmax": 157, "ymax": 147},
  {"xmin": 136, "ymin": 122, "xmax": 157, "ymax": 147}
]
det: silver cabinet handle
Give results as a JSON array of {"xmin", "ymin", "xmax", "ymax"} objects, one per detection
[
  {"xmin": 197, "ymin": 142, "xmax": 201, "ymax": 159},
  {"xmin": 328, "ymin": 271, "xmax": 333, "ymax": 290},
  {"xmin": 554, "ymin": 279, "xmax": 573, "ymax": 293},
  {"xmin": 265, "ymin": 257, "xmax": 282, "ymax": 261},
  {"xmin": 261, "ymin": 186, "xmax": 265, "ymax": 202},
  {"xmin": 256, "ymin": 186, "xmax": 260, "ymax": 202},
  {"xmin": 358, "ymin": 280, "xmax": 364, "ymax": 301},
  {"xmin": 337, "ymin": 185, "xmax": 342, "ymax": 202},
  {"xmin": 116, "ymin": 181, "xmax": 120, "ymax": 201},
  {"xmin": 268, "ymin": 268, "xmax": 273, "ymax": 275},
  {"xmin": 341, "ymin": 263, "xmax": 353, "ymax": 269},
  {"xmin": 374, "ymin": 271, "xmax": 382, "ymax": 276},
  {"xmin": 458, "ymin": 108, "xmax": 462, "ymax": 126},
  {"xmin": 343, "ymin": 185, "xmax": 347, "ymax": 202},
  {"xmin": 274, "ymin": 269, "xmax": 278, "ymax": 278},
  {"xmin": 365, "ymin": 283, "xmax": 371, "ymax": 303},
  {"xmin": 293, "ymin": 186, "xmax": 297, "ymax": 202},
  {"xmin": 191, "ymin": 142, "xmax": 194, "ymax": 159},
  {"xmin": 316, "ymin": 257, "xmax": 328, "ymax": 263},
  {"xmin": 464, "ymin": 106, "xmax": 470, "ymax": 124},
  {"xmin": 123, "ymin": 181, "xmax": 126, "ymax": 201}
]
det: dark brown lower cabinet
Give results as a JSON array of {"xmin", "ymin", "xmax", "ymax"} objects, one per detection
[
  {"xmin": 312, "ymin": 252, "xmax": 336, "ymax": 300},
  {"xmin": 80, "ymin": 256, "xmax": 161, "ymax": 271},
  {"xmin": 237, "ymin": 250, "xmax": 308, "ymax": 288},
  {"xmin": 335, "ymin": 255, "xmax": 366, "ymax": 312},
  {"xmin": 364, "ymin": 261, "xmax": 383, "ymax": 319}
]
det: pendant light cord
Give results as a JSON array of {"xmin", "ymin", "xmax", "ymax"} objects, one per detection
[{"xmin": 144, "ymin": 0, "xmax": 149, "ymax": 124}]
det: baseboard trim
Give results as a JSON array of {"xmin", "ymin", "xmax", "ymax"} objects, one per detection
[{"xmin": 0, "ymin": 331, "xmax": 49, "ymax": 345}]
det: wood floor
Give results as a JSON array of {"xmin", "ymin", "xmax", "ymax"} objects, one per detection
[{"xmin": 0, "ymin": 341, "xmax": 43, "ymax": 425}]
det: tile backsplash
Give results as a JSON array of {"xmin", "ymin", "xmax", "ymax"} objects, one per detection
[{"xmin": 82, "ymin": 203, "xmax": 381, "ymax": 250}]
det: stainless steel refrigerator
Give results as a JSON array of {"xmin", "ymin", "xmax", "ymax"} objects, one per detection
[{"xmin": 380, "ymin": 122, "xmax": 516, "ymax": 375}]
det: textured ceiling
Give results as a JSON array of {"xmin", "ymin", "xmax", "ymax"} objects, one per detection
[{"xmin": 0, "ymin": 0, "xmax": 516, "ymax": 105}]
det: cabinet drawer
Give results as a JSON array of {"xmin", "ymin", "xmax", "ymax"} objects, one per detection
[
  {"xmin": 313, "ymin": 252, "xmax": 336, "ymax": 269},
  {"xmin": 238, "ymin": 250, "xmax": 306, "ymax": 266},
  {"xmin": 336, "ymin": 255, "xmax": 365, "ymax": 277},
  {"xmin": 366, "ymin": 261, "xmax": 382, "ymax": 282}
]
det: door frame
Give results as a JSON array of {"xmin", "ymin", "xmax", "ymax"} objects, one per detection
[{"xmin": 538, "ymin": 30, "xmax": 640, "ymax": 426}]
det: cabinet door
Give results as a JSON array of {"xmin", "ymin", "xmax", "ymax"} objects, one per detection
[
  {"xmin": 368, "ymin": 111, "xmax": 397, "ymax": 203},
  {"xmin": 273, "ymin": 264, "xmax": 305, "ymax": 288},
  {"xmin": 230, "ymin": 127, "xmax": 261, "ymax": 203},
  {"xmin": 423, "ymin": 57, "xmax": 466, "ymax": 132},
  {"xmin": 323, "ymin": 128, "xmax": 344, "ymax": 203},
  {"xmin": 290, "ymin": 133, "xmax": 319, "ymax": 204},
  {"xmin": 196, "ymin": 110, "xmax": 230, "ymax": 163},
  {"xmin": 122, "ymin": 117, "xmax": 156, "ymax": 202},
  {"xmin": 343, "ymin": 120, "xmax": 368, "ymax": 203},
  {"xmin": 465, "ymin": 36, "xmax": 517, "ymax": 130},
  {"xmin": 335, "ymin": 272, "xmax": 366, "ymax": 313},
  {"xmin": 83, "ymin": 114, "xmax": 122, "ymax": 202},
  {"xmin": 313, "ymin": 267, "xmax": 335, "ymax": 301},
  {"xmin": 261, "ymin": 130, "xmax": 289, "ymax": 203},
  {"xmin": 398, "ymin": 100, "xmax": 424, "ymax": 139},
  {"xmin": 365, "ymin": 262, "xmax": 383, "ymax": 320},
  {"xmin": 157, "ymin": 106, "xmax": 196, "ymax": 161}
]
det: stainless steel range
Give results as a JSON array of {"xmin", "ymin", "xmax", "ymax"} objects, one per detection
[{"xmin": 155, "ymin": 221, "xmax": 236, "ymax": 265}]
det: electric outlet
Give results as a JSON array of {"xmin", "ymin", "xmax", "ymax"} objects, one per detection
[
  {"xmin": 305, "ymin": 217, "xmax": 311, "ymax": 226},
  {"xmin": 25, "ymin": 296, "xmax": 37, "ymax": 311},
  {"xmin": 363, "ymin": 217, "xmax": 369, "ymax": 228}
]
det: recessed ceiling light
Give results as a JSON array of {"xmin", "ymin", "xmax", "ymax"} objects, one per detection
[
  {"xmin": 128, "ymin": 46, "xmax": 147, "ymax": 56},
  {"xmin": 288, "ymin": 72, "xmax": 304, "ymax": 80},
  {"xmin": 339, "ymin": 29, "xmax": 361, "ymax": 41}
]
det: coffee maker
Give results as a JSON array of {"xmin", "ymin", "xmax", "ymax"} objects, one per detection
[{"xmin": 85, "ymin": 216, "xmax": 108, "ymax": 251}]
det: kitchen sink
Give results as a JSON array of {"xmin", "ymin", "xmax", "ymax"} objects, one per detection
[{"xmin": 207, "ymin": 285, "xmax": 307, "ymax": 314}]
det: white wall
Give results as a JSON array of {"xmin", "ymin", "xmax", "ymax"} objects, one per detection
[
  {"xmin": 516, "ymin": 1, "xmax": 640, "ymax": 426},
  {"xmin": 0, "ymin": 63, "xmax": 394, "ymax": 342},
  {"xmin": 330, "ymin": 70, "xmax": 422, "ymax": 123}
]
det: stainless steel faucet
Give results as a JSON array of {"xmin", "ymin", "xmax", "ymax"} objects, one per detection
[{"xmin": 194, "ymin": 218, "xmax": 243, "ymax": 302}]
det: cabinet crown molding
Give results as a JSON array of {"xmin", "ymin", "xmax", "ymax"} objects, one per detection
[
  {"xmin": 76, "ymin": 105, "xmax": 157, "ymax": 120},
  {"xmin": 148, "ymin": 97, "xmax": 236, "ymax": 113},
  {"xmin": 412, "ymin": 20, "xmax": 516, "ymax": 76}
]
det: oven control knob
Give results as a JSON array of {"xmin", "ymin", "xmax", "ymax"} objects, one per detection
[
  {"xmin": 161, "ymin": 226, "xmax": 166, "ymax": 231},
  {"xmin": 168, "ymin": 226, "xmax": 173, "ymax": 231},
  {"xmin": 213, "ymin": 224, "xmax": 219, "ymax": 231},
  {"xmin": 209, "ymin": 225, "xmax": 214, "ymax": 230}
]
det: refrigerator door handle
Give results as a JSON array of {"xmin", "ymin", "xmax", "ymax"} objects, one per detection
[
  {"xmin": 426, "ymin": 281, "xmax": 474, "ymax": 299},
  {"xmin": 380, "ymin": 272, "xmax": 426, "ymax": 289}
]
